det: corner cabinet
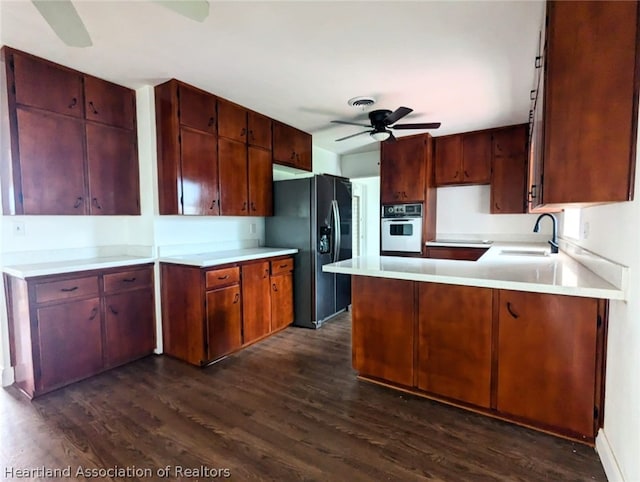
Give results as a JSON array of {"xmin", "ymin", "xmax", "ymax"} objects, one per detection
[
  {"xmin": 434, "ymin": 130, "xmax": 492, "ymax": 186},
  {"xmin": 1, "ymin": 47, "xmax": 140, "ymax": 215},
  {"xmin": 5, "ymin": 264, "xmax": 155, "ymax": 398},
  {"xmin": 351, "ymin": 276, "xmax": 608, "ymax": 443},
  {"xmin": 529, "ymin": 1, "xmax": 640, "ymax": 210},
  {"xmin": 161, "ymin": 255, "xmax": 294, "ymax": 366}
]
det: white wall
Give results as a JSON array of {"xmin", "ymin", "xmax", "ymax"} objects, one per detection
[
  {"xmin": 341, "ymin": 149, "xmax": 380, "ymax": 179},
  {"xmin": 351, "ymin": 177, "xmax": 380, "ymax": 256},
  {"xmin": 568, "ymin": 128, "xmax": 640, "ymax": 481}
]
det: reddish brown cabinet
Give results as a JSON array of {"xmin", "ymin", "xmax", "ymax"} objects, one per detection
[
  {"xmin": 248, "ymin": 111, "xmax": 272, "ymax": 150},
  {"xmin": 161, "ymin": 255, "xmax": 295, "ymax": 366},
  {"xmin": 496, "ymin": 290, "xmax": 605, "ymax": 440},
  {"xmin": 241, "ymin": 261, "xmax": 272, "ymax": 344},
  {"xmin": 248, "ymin": 147, "xmax": 273, "ymax": 216},
  {"xmin": 272, "ymin": 121, "xmax": 312, "ymax": 171},
  {"xmin": 417, "ymin": 283, "xmax": 493, "ymax": 408},
  {"xmin": 155, "ymin": 79, "xmax": 220, "ymax": 215},
  {"xmin": 380, "ymin": 133, "xmax": 430, "ymax": 204},
  {"xmin": 434, "ymin": 130, "xmax": 492, "ymax": 186},
  {"xmin": 270, "ymin": 258, "xmax": 294, "ymax": 332},
  {"xmin": 5, "ymin": 264, "xmax": 155, "ymax": 398},
  {"xmin": 218, "ymin": 137, "xmax": 249, "ymax": 215},
  {"xmin": 530, "ymin": 1, "xmax": 639, "ymax": 209},
  {"xmin": 352, "ymin": 276, "xmax": 415, "ymax": 387},
  {"xmin": 1, "ymin": 47, "xmax": 140, "ymax": 215},
  {"xmin": 490, "ymin": 124, "xmax": 528, "ymax": 214}
]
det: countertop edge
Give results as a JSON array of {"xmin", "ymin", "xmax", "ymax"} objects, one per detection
[
  {"xmin": 3, "ymin": 257, "xmax": 156, "ymax": 280},
  {"xmin": 158, "ymin": 248, "xmax": 299, "ymax": 268}
]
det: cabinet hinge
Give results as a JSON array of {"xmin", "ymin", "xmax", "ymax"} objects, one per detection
[
  {"xmin": 594, "ymin": 406, "xmax": 599, "ymax": 420},
  {"xmin": 597, "ymin": 314, "xmax": 602, "ymax": 328}
]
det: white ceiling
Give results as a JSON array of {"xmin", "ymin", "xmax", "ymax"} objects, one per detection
[{"xmin": 0, "ymin": 0, "xmax": 545, "ymax": 155}]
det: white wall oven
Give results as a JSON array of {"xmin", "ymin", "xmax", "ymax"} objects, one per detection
[{"xmin": 381, "ymin": 203, "xmax": 423, "ymax": 253}]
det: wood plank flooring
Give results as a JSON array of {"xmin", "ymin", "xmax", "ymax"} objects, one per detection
[{"xmin": 1, "ymin": 312, "xmax": 606, "ymax": 481}]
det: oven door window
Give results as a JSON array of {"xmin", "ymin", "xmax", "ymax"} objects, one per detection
[{"xmin": 390, "ymin": 224, "xmax": 413, "ymax": 236}]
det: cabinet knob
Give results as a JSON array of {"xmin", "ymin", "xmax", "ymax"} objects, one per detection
[
  {"xmin": 464, "ymin": 170, "xmax": 470, "ymax": 178},
  {"xmin": 208, "ymin": 117, "xmax": 215, "ymax": 127},
  {"xmin": 249, "ymin": 129, "xmax": 254, "ymax": 140},
  {"xmin": 251, "ymin": 202, "xmax": 256, "ymax": 211},
  {"xmin": 233, "ymin": 293, "xmax": 240, "ymax": 304},
  {"xmin": 73, "ymin": 196, "xmax": 83, "ymax": 208},
  {"xmin": 108, "ymin": 305, "xmax": 119, "ymax": 315},
  {"xmin": 68, "ymin": 97, "xmax": 77, "ymax": 109},
  {"xmin": 453, "ymin": 170, "xmax": 459, "ymax": 179},
  {"xmin": 290, "ymin": 151, "xmax": 296, "ymax": 160},
  {"xmin": 210, "ymin": 200, "xmax": 216, "ymax": 210},
  {"xmin": 88, "ymin": 307, "xmax": 99, "ymax": 320},
  {"xmin": 495, "ymin": 202, "xmax": 501, "ymax": 211},
  {"xmin": 92, "ymin": 197, "xmax": 102, "ymax": 209},
  {"xmin": 242, "ymin": 202, "xmax": 247, "ymax": 211},
  {"xmin": 272, "ymin": 283, "xmax": 278, "ymax": 292},
  {"xmin": 240, "ymin": 127, "xmax": 246, "ymax": 138},
  {"xmin": 88, "ymin": 101, "xmax": 99, "ymax": 115}
]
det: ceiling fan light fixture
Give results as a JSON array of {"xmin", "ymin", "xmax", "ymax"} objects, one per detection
[{"xmin": 371, "ymin": 129, "xmax": 391, "ymax": 142}]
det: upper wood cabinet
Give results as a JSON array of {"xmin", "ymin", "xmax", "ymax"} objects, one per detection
[
  {"xmin": 1, "ymin": 47, "xmax": 140, "ymax": 215},
  {"xmin": 490, "ymin": 124, "xmax": 528, "ymax": 214},
  {"xmin": 248, "ymin": 111, "xmax": 272, "ymax": 150},
  {"xmin": 218, "ymin": 137, "xmax": 249, "ymax": 215},
  {"xmin": 272, "ymin": 121, "xmax": 312, "ymax": 171},
  {"xmin": 156, "ymin": 80, "xmax": 220, "ymax": 215},
  {"xmin": 218, "ymin": 98, "xmax": 247, "ymax": 142},
  {"xmin": 530, "ymin": 1, "xmax": 639, "ymax": 210},
  {"xmin": 434, "ymin": 130, "xmax": 492, "ymax": 186},
  {"xmin": 380, "ymin": 133, "xmax": 429, "ymax": 203}
]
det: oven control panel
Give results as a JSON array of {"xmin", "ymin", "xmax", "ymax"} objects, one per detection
[{"xmin": 382, "ymin": 203, "xmax": 423, "ymax": 218}]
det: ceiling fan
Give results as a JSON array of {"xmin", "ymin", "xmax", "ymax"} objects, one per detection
[
  {"xmin": 31, "ymin": 0, "xmax": 210, "ymax": 48},
  {"xmin": 332, "ymin": 107, "xmax": 441, "ymax": 142}
]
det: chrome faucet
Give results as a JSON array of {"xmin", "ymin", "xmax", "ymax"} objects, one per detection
[{"xmin": 533, "ymin": 213, "xmax": 559, "ymax": 253}]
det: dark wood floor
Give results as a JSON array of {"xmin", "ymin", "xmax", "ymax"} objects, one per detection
[{"xmin": 1, "ymin": 311, "xmax": 606, "ymax": 481}]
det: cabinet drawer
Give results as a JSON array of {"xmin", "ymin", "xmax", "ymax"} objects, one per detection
[
  {"xmin": 271, "ymin": 257, "xmax": 294, "ymax": 276},
  {"xmin": 103, "ymin": 267, "xmax": 153, "ymax": 293},
  {"xmin": 35, "ymin": 276, "xmax": 99, "ymax": 303},
  {"xmin": 205, "ymin": 267, "xmax": 240, "ymax": 289}
]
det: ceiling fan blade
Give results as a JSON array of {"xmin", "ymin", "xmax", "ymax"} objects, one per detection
[
  {"xmin": 153, "ymin": 1, "xmax": 210, "ymax": 22},
  {"xmin": 392, "ymin": 122, "xmax": 442, "ymax": 130},
  {"xmin": 384, "ymin": 106, "xmax": 413, "ymax": 125},
  {"xmin": 331, "ymin": 120, "xmax": 372, "ymax": 128},
  {"xmin": 32, "ymin": 0, "xmax": 92, "ymax": 48},
  {"xmin": 335, "ymin": 131, "xmax": 372, "ymax": 142}
]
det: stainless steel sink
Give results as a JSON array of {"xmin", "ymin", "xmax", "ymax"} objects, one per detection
[{"xmin": 499, "ymin": 248, "xmax": 550, "ymax": 257}]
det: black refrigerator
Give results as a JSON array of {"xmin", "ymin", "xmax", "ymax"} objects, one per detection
[{"xmin": 265, "ymin": 174, "xmax": 352, "ymax": 329}]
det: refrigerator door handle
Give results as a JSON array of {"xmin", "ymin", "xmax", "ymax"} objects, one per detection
[{"xmin": 332, "ymin": 200, "xmax": 341, "ymax": 263}]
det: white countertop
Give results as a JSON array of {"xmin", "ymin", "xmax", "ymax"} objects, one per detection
[
  {"xmin": 3, "ymin": 255, "xmax": 156, "ymax": 279},
  {"xmin": 159, "ymin": 247, "xmax": 298, "ymax": 268},
  {"xmin": 323, "ymin": 242, "xmax": 625, "ymax": 300}
]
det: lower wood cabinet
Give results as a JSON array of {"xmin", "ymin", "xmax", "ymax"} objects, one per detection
[
  {"xmin": 161, "ymin": 255, "xmax": 294, "ymax": 366},
  {"xmin": 352, "ymin": 276, "xmax": 415, "ymax": 387},
  {"xmin": 417, "ymin": 283, "xmax": 493, "ymax": 408},
  {"xmin": 5, "ymin": 264, "xmax": 155, "ymax": 398},
  {"xmin": 350, "ymin": 276, "xmax": 607, "ymax": 443}
]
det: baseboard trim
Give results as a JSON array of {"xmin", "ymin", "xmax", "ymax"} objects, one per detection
[
  {"xmin": 596, "ymin": 429, "xmax": 625, "ymax": 481},
  {"xmin": 1, "ymin": 366, "xmax": 15, "ymax": 387}
]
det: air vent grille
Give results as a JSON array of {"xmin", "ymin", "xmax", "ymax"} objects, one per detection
[{"xmin": 348, "ymin": 96, "xmax": 376, "ymax": 108}]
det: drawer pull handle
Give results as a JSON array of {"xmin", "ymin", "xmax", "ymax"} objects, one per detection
[
  {"xmin": 233, "ymin": 293, "xmax": 240, "ymax": 304},
  {"xmin": 506, "ymin": 302, "xmax": 519, "ymax": 319},
  {"xmin": 88, "ymin": 101, "xmax": 99, "ymax": 115},
  {"xmin": 108, "ymin": 305, "xmax": 119, "ymax": 315},
  {"xmin": 123, "ymin": 277, "xmax": 137, "ymax": 283},
  {"xmin": 218, "ymin": 275, "xmax": 230, "ymax": 280},
  {"xmin": 60, "ymin": 286, "xmax": 78, "ymax": 292},
  {"xmin": 88, "ymin": 307, "xmax": 98, "ymax": 320},
  {"xmin": 279, "ymin": 264, "xmax": 288, "ymax": 268}
]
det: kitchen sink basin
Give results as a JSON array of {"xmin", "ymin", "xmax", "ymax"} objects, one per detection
[{"xmin": 499, "ymin": 248, "xmax": 550, "ymax": 257}]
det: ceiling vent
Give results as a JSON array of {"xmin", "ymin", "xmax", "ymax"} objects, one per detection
[{"xmin": 348, "ymin": 96, "xmax": 376, "ymax": 109}]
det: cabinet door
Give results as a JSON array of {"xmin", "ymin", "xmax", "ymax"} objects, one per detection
[
  {"xmin": 16, "ymin": 108, "xmax": 87, "ymax": 214},
  {"xmin": 417, "ymin": 283, "xmax": 492, "ymax": 408},
  {"xmin": 462, "ymin": 131, "xmax": 491, "ymax": 184},
  {"xmin": 434, "ymin": 135, "xmax": 463, "ymax": 185},
  {"xmin": 104, "ymin": 288, "xmax": 155, "ymax": 367},
  {"xmin": 380, "ymin": 134, "xmax": 426, "ymax": 203},
  {"xmin": 351, "ymin": 276, "xmax": 414, "ymax": 387},
  {"xmin": 180, "ymin": 127, "xmax": 219, "ymax": 215},
  {"xmin": 241, "ymin": 261, "xmax": 272, "ymax": 344},
  {"xmin": 273, "ymin": 121, "xmax": 312, "ymax": 170},
  {"xmin": 179, "ymin": 84, "xmax": 217, "ymax": 134},
  {"xmin": 293, "ymin": 128, "xmax": 312, "ymax": 171},
  {"xmin": 271, "ymin": 272, "xmax": 293, "ymax": 331},
  {"xmin": 86, "ymin": 123, "xmax": 140, "ymax": 215},
  {"xmin": 218, "ymin": 99, "xmax": 247, "ymax": 142},
  {"xmin": 248, "ymin": 147, "xmax": 273, "ymax": 216},
  {"xmin": 543, "ymin": 1, "xmax": 638, "ymax": 204},
  {"xmin": 206, "ymin": 284, "xmax": 242, "ymax": 360},
  {"xmin": 12, "ymin": 51, "xmax": 83, "ymax": 117},
  {"xmin": 248, "ymin": 111, "xmax": 272, "ymax": 150},
  {"xmin": 37, "ymin": 298, "xmax": 103, "ymax": 390},
  {"xmin": 491, "ymin": 125, "xmax": 527, "ymax": 213},
  {"xmin": 497, "ymin": 290, "xmax": 599, "ymax": 438},
  {"xmin": 84, "ymin": 76, "xmax": 135, "ymax": 129},
  {"xmin": 218, "ymin": 137, "xmax": 248, "ymax": 215}
]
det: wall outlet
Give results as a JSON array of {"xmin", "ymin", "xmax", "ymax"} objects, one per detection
[
  {"xmin": 249, "ymin": 223, "xmax": 256, "ymax": 235},
  {"xmin": 13, "ymin": 221, "xmax": 26, "ymax": 236},
  {"xmin": 581, "ymin": 221, "xmax": 590, "ymax": 240}
]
